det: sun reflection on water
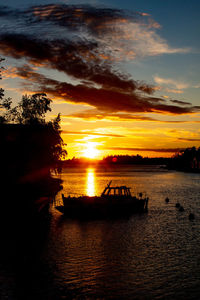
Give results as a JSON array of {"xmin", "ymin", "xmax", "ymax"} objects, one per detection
[{"xmin": 86, "ymin": 168, "xmax": 96, "ymax": 196}]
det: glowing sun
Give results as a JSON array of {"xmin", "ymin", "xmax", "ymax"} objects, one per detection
[{"xmin": 83, "ymin": 142, "xmax": 99, "ymax": 159}]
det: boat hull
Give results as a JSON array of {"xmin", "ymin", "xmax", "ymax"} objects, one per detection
[{"xmin": 55, "ymin": 196, "xmax": 148, "ymax": 219}]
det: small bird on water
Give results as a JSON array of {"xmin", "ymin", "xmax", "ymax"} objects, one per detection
[
  {"xmin": 179, "ymin": 206, "xmax": 184, "ymax": 212},
  {"xmin": 189, "ymin": 213, "xmax": 195, "ymax": 220}
]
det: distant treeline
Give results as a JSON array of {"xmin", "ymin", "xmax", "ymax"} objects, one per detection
[
  {"xmin": 63, "ymin": 149, "xmax": 200, "ymax": 173},
  {"xmin": 102, "ymin": 155, "xmax": 169, "ymax": 165},
  {"xmin": 62, "ymin": 155, "xmax": 170, "ymax": 167},
  {"xmin": 168, "ymin": 147, "xmax": 200, "ymax": 172}
]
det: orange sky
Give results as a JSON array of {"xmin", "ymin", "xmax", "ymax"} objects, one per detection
[
  {"xmin": 0, "ymin": 2, "xmax": 200, "ymax": 159},
  {"xmin": 58, "ymin": 113, "xmax": 200, "ymax": 159}
]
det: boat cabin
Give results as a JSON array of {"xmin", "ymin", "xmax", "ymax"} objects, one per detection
[{"xmin": 101, "ymin": 181, "xmax": 131, "ymax": 197}]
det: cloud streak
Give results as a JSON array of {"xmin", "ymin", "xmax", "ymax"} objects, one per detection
[
  {"xmin": 104, "ymin": 147, "xmax": 184, "ymax": 153},
  {"xmin": 177, "ymin": 137, "xmax": 200, "ymax": 142},
  {"xmin": 170, "ymin": 99, "xmax": 192, "ymax": 106},
  {"xmin": 62, "ymin": 109, "xmax": 195, "ymax": 123},
  {"xmin": 62, "ymin": 130, "xmax": 125, "ymax": 137}
]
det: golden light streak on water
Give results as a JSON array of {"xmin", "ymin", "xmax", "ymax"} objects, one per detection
[{"xmin": 86, "ymin": 168, "xmax": 95, "ymax": 196}]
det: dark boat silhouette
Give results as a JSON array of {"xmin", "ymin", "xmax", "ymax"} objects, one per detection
[{"xmin": 55, "ymin": 181, "xmax": 149, "ymax": 218}]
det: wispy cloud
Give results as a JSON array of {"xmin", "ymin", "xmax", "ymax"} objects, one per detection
[
  {"xmin": 193, "ymin": 83, "xmax": 200, "ymax": 89},
  {"xmin": 165, "ymin": 89, "xmax": 184, "ymax": 94},
  {"xmin": 154, "ymin": 75, "xmax": 189, "ymax": 90}
]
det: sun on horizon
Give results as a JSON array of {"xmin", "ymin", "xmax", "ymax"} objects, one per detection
[{"xmin": 82, "ymin": 142, "xmax": 100, "ymax": 159}]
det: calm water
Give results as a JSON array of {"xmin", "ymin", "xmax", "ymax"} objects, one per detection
[{"xmin": 1, "ymin": 166, "xmax": 200, "ymax": 299}]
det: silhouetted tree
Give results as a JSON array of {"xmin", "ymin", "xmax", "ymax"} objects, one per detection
[
  {"xmin": 0, "ymin": 58, "xmax": 67, "ymax": 221},
  {"xmin": 1, "ymin": 93, "xmax": 66, "ymax": 171},
  {"xmin": 168, "ymin": 147, "xmax": 200, "ymax": 172},
  {"xmin": 1, "ymin": 98, "xmax": 66, "ymax": 173}
]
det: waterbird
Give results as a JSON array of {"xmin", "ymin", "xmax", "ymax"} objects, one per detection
[
  {"xmin": 189, "ymin": 213, "xmax": 195, "ymax": 220},
  {"xmin": 175, "ymin": 203, "xmax": 180, "ymax": 208},
  {"xmin": 165, "ymin": 197, "xmax": 169, "ymax": 203},
  {"xmin": 179, "ymin": 206, "xmax": 184, "ymax": 212}
]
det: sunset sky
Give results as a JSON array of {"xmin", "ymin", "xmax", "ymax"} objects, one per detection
[{"xmin": 0, "ymin": 0, "xmax": 200, "ymax": 158}]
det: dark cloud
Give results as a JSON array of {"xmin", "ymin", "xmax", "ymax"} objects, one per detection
[
  {"xmin": 0, "ymin": 4, "xmax": 196, "ymax": 116},
  {"xmin": 0, "ymin": 6, "xmax": 10, "ymax": 16},
  {"xmin": 0, "ymin": 33, "xmax": 146, "ymax": 93},
  {"xmin": 0, "ymin": 5, "xmax": 19, "ymax": 17},
  {"xmin": 13, "ymin": 65, "xmax": 200, "ymax": 115},
  {"xmin": 104, "ymin": 147, "xmax": 184, "ymax": 153},
  {"xmin": 170, "ymin": 99, "xmax": 191, "ymax": 106},
  {"xmin": 62, "ymin": 130, "xmax": 124, "ymax": 137},
  {"xmin": 30, "ymin": 4, "xmax": 140, "ymax": 36}
]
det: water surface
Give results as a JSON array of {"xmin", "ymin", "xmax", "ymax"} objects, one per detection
[{"xmin": 1, "ymin": 166, "xmax": 200, "ymax": 299}]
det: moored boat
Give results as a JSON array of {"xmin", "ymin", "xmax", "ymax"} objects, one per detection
[{"xmin": 55, "ymin": 181, "xmax": 149, "ymax": 218}]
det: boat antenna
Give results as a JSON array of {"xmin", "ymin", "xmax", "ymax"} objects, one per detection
[{"xmin": 108, "ymin": 180, "xmax": 112, "ymax": 187}]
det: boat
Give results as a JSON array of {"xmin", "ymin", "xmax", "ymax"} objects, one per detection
[{"xmin": 55, "ymin": 181, "xmax": 149, "ymax": 219}]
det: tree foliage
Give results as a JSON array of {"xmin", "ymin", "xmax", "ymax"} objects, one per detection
[
  {"xmin": 1, "ymin": 93, "xmax": 52, "ymax": 124},
  {"xmin": 0, "ymin": 57, "xmax": 6, "ymax": 122},
  {"xmin": 1, "ymin": 95, "xmax": 67, "ymax": 172}
]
